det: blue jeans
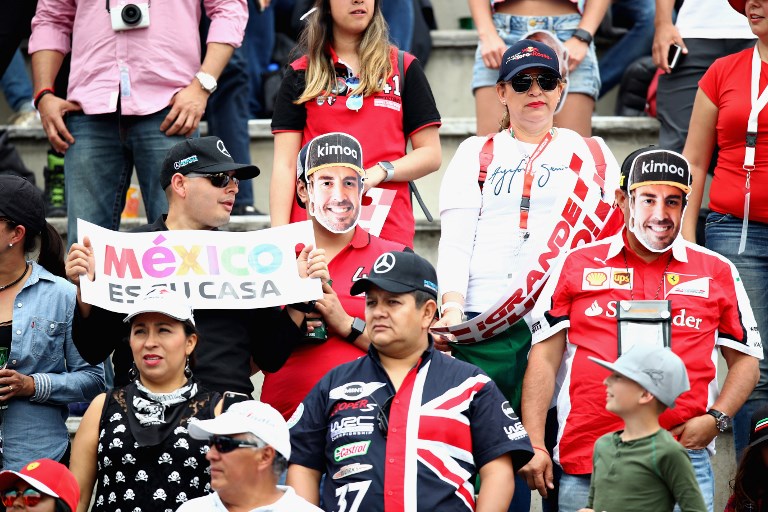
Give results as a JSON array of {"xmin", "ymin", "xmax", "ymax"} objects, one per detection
[
  {"xmin": 64, "ymin": 108, "xmax": 190, "ymax": 245},
  {"xmin": 559, "ymin": 449, "xmax": 713, "ymax": 512},
  {"xmin": 0, "ymin": 48, "xmax": 33, "ymax": 111},
  {"xmin": 382, "ymin": 0, "xmax": 414, "ymax": 52},
  {"xmin": 508, "ymin": 473, "xmax": 531, "ymax": 512},
  {"xmin": 557, "ymin": 472, "xmax": 590, "ymax": 512},
  {"xmin": 471, "ymin": 13, "xmax": 601, "ymax": 99},
  {"xmin": 705, "ymin": 211, "xmax": 768, "ymax": 459},
  {"xmin": 245, "ymin": 0, "xmax": 275, "ymax": 118},
  {"xmin": 201, "ymin": 10, "xmax": 254, "ymax": 207},
  {"xmin": 597, "ymin": 0, "xmax": 655, "ymax": 96},
  {"xmin": 675, "ymin": 449, "xmax": 714, "ymax": 512}
]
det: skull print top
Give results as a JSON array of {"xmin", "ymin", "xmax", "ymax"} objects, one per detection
[{"xmin": 91, "ymin": 384, "xmax": 217, "ymax": 512}]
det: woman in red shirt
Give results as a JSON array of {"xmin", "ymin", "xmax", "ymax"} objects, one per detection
[
  {"xmin": 682, "ymin": 0, "xmax": 768, "ymax": 460},
  {"xmin": 269, "ymin": 0, "xmax": 442, "ymax": 248}
]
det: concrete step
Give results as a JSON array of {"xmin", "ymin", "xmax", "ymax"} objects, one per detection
[
  {"xmin": 5, "ymin": 116, "xmax": 659, "ymax": 228},
  {"xmin": 434, "ymin": 0, "xmax": 472, "ymax": 31},
  {"xmin": 427, "ymin": 30, "xmax": 478, "ymax": 119}
]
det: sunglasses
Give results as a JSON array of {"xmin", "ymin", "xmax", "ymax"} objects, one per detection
[
  {"xmin": 508, "ymin": 73, "xmax": 560, "ymax": 93},
  {"xmin": 370, "ymin": 394, "xmax": 395, "ymax": 439},
  {"xmin": 2, "ymin": 488, "xmax": 44, "ymax": 507},
  {"xmin": 208, "ymin": 434, "xmax": 265, "ymax": 454},
  {"xmin": 186, "ymin": 172, "xmax": 239, "ymax": 188}
]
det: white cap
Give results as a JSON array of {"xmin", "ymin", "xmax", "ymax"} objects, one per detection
[
  {"xmin": 188, "ymin": 400, "xmax": 291, "ymax": 459},
  {"xmin": 123, "ymin": 286, "xmax": 195, "ymax": 326},
  {"xmin": 589, "ymin": 345, "xmax": 690, "ymax": 409}
]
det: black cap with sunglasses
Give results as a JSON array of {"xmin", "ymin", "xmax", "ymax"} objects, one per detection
[
  {"xmin": 160, "ymin": 136, "xmax": 260, "ymax": 190},
  {"xmin": 497, "ymin": 39, "xmax": 562, "ymax": 88},
  {"xmin": 350, "ymin": 251, "xmax": 438, "ymax": 299}
]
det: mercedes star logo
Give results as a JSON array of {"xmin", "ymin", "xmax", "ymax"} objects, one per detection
[{"xmin": 373, "ymin": 252, "xmax": 396, "ymax": 274}]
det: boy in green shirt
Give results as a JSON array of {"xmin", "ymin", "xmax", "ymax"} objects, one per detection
[{"xmin": 578, "ymin": 345, "xmax": 707, "ymax": 512}]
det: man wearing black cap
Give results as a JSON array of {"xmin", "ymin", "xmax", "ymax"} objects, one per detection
[
  {"xmin": 260, "ymin": 133, "xmax": 406, "ymax": 421},
  {"xmin": 287, "ymin": 251, "xmax": 534, "ymax": 511},
  {"xmin": 64, "ymin": 136, "xmax": 312, "ymax": 395},
  {"xmin": 519, "ymin": 146, "xmax": 762, "ymax": 512}
]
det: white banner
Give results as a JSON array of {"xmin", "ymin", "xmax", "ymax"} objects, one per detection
[
  {"xmin": 431, "ymin": 153, "xmax": 621, "ymax": 344},
  {"xmin": 78, "ymin": 219, "xmax": 322, "ymax": 313}
]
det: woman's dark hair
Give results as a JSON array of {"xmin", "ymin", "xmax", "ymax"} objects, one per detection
[
  {"xmin": 15, "ymin": 220, "xmax": 66, "ymax": 279},
  {"xmin": 730, "ymin": 443, "xmax": 767, "ymax": 511}
]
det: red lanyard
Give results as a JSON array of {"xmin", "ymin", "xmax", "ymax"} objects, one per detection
[{"xmin": 514, "ymin": 129, "xmax": 554, "ymax": 230}]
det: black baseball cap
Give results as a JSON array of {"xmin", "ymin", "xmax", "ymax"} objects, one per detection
[
  {"xmin": 0, "ymin": 175, "xmax": 45, "ymax": 235},
  {"xmin": 497, "ymin": 39, "xmax": 561, "ymax": 84},
  {"xmin": 620, "ymin": 146, "xmax": 691, "ymax": 195},
  {"xmin": 747, "ymin": 404, "xmax": 768, "ymax": 450},
  {"xmin": 160, "ymin": 136, "xmax": 260, "ymax": 189},
  {"xmin": 350, "ymin": 251, "xmax": 438, "ymax": 299}
]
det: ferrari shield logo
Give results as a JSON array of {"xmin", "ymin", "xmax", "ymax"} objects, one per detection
[{"xmin": 666, "ymin": 274, "xmax": 680, "ymax": 286}]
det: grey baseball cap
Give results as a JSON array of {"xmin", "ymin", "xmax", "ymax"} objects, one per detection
[{"xmin": 589, "ymin": 345, "xmax": 690, "ymax": 409}]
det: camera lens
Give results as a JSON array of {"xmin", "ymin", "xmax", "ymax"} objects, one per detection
[{"xmin": 121, "ymin": 4, "xmax": 142, "ymax": 25}]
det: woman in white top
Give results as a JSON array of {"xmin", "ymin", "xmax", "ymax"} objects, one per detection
[{"xmin": 435, "ymin": 38, "xmax": 619, "ymax": 511}]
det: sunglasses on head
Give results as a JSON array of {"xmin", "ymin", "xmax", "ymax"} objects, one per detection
[
  {"xmin": 2, "ymin": 488, "xmax": 44, "ymax": 507},
  {"xmin": 186, "ymin": 172, "xmax": 239, "ymax": 188},
  {"xmin": 508, "ymin": 73, "xmax": 560, "ymax": 93},
  {"xmin": 208, "ymin": 434, "xmax": 265, "ymax": 454}
]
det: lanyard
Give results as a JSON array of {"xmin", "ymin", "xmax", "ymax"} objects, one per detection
[
  {"xmin": 512, "ymin": 129, "xmax": 554, "ymax": 231},
  {"xmin": 740, "ymin": 45, "xmax": 768, "ymax": 253}
]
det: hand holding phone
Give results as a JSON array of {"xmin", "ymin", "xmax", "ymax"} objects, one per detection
[{"xmin": 668, "ymin": 44, "xmax": 683, "ymax": 70}]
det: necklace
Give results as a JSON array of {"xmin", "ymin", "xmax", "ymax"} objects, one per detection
[
  {"xmin": 622, "ymin": 249, "xmax": 673, "ymax": 301},
  {"xmin": 0, "ymin": 263, "xmax": 29, "ymax": 292}
]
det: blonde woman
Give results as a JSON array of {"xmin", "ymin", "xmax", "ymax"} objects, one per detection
[{"xmin": 270, "ymin": 0, "xmax": 442, "ymax": 248}]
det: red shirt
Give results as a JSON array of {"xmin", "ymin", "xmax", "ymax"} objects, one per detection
[
  {"xmin": 271, "ymin": 47, "xmax": 442, "ymax": 247},
  {"xmin": 530, "ymin": 231, "xmax": 762, "ymax": 474},
  {"xmin": 260, "ymin": 227, "xmax": 405, "ymax": 419},
  {"xmin": 699, "ymin": 48, "xmax": 768, "ymax": 223}
]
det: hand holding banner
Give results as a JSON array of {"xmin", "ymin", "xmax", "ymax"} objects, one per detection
[{"xmin": 78, "ymin": 219, "xmax": 323, "ymax": 313}]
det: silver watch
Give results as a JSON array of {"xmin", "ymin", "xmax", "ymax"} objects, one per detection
[
  {"xmin": 378, "ymin": 161, "xmax": 395, "ymax": 182},
  {"xmin": 195, "ymin": 71, "xmax": 218, "ymax": 94}
]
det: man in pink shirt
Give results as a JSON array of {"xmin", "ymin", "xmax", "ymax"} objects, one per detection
[{"xmin": 29, "ymin": 0, "xmax": 247, "ymax": 244}]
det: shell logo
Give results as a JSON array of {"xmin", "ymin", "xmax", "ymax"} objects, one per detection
[
  {"xmin": 25, "ymin": 462, "xmax": 40, "ymax": 471},
  {"xmin": 585, "ymin": 271, "xmax": 607, "ymax": 286}
]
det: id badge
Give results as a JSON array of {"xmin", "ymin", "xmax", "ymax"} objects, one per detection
[{"xmin": 616, "ymin": 300, "xmax": 672, "ymax": 356}]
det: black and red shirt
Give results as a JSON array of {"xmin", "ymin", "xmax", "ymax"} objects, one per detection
[
  {"xmin": 261, "ymin": 227, "xmax": 405, "ymax": 419},
  {"xmin": 271, "ymin": 47, "xmax": 442, "ymax": 247}
]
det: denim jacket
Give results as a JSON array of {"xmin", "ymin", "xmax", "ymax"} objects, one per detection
[{"xmin": 2, "ymin": 262, "xmax": 105, "ymax": 470}]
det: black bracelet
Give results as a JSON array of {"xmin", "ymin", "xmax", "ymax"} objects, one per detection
[
  {"xmin": 572, "ymin": 28, "xmax": 593, "ymax": 45},
  {"xmin": 33, "ymin": 88, "xmax": 55, "ymax": 109}
]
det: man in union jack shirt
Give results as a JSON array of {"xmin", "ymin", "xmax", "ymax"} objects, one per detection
[{"xmin": 287, "ymin": 251, "xmax": 534, "ymax": 511}]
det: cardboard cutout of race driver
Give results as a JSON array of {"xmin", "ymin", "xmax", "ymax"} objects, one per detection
[
  {"xmin": 297, "ymin": 132, "xmax": 365, "ymax": 234},
  {"xmin": 625, "ymin": 148, "xmax": 692, "ymax": 253}
]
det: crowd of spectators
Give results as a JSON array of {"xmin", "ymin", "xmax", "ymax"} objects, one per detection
[{"xmin": 0, "ymin": 0, "xmax": 767, "ymax": 511}]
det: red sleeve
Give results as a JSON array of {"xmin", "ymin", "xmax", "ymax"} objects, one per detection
[{"xmin": 698, "ymin": 56, "xmax": 722, "ymax": 106}]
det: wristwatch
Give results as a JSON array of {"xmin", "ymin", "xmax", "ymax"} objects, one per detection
[
  {"xmin": 572, "ymin": 28, "xmax": 593, "ymax": 45},
  {"xmin": 346, "ymin": 317, "xmax": 366, "ymax": 343},
  {"xmin": 195, "ymin": 71, "xmax": 218, "ymax": 94},
  {"xmin": 706, "ymin": 409, "xmax": 732, "ymax": 432},
  {"xmin": 377, "ymin": 161, "xmax": 395, "ymax": 182}
]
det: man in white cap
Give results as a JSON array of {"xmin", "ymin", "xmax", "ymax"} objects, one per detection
[
  {"xmin": 519, "ymin": 146, "xmax": 763, "ymax": 512},
  {"xmin": 177, "ymin": 400, "xmax": 322, "ymax": 512}
]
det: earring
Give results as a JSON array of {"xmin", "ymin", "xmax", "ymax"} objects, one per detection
[
  {"xmin": 501, "ymin": 100, "xmax": 506, "ymax": 105},
  {"xmin": 128, "ymin": 362, "xmax": 139, "ymax": 381},
  {"xmin": 184, "ymin": 357, "xmax": 192, "ymax": 378},
  {"xmin": 8, "ymin": 243, "xmax": 12, "ymax": 248}
]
